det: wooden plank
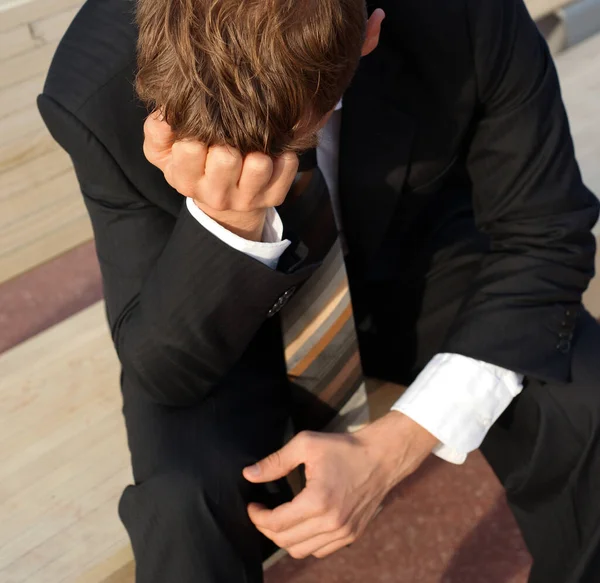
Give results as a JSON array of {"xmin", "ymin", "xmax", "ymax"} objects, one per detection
[
  {"xmin": 0, "ymin": 410, "xmax": 123, "ymax": 492},
  {"xmin": 1, "ymin": 430, "xmax": 127, "ymax": 548},
  {"xmin": 0, "ymin": 130, "xmax": 58, "ymax": 176},
  {"xmin": 75, "ymin": 547, "xmax": 134, "ymax": 583},
  {"xmin": 1, "ymin": 102, "xmax": 45, "ymax": 143},
  {"xmin": 1, "ymin": 469, "xmax": 130, "ymax": 581},
  {"xmin": 0, "ymin": 148, "xmax": 73, "ymax": 200},
  {"xmin": 0, "ymin": 302, "xmax": 131, "ymax": 582},
  {"xmin": 0, "ymin": 171, "xmax": 79, "ymax": 226},
  {"xmin": 0, "ymin": 73, "xmax": 44, "ymax": 120},
  {"xmin": 0, "ymin": 181, "xmax": 83, "ymax": 250},
  {"xmin": 0, "ymin": 23, "xmax": 38, "ymax": 61},
  {"xmin": 30, "ymin": 6, "xmax": 79, "ymax": 44},
  {"xmin": 99, "ymin": 559, "xmax": 135, "ymax": 583},
  {"xmin": 0, "ymin": 0, "xmax": 83, "ymax": 33},
  {"xmin": 0, "ymin": 41, "xmax": 57, "ymax": 90},
  {"xmin": 0, "ymin": 207, "xmax": 92, "ymax": 283}
]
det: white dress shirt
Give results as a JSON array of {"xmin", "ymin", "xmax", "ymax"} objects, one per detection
[{"xmin": 186, "ymin": 101, "xmax": 523, "ymax": 464}]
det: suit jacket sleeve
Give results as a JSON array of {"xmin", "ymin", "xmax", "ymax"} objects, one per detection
[
  {"xmin": 38, "ymin": 94, "xmax": 311, "ymax": 406},
  {"xmin": 442, "ymin": 0, "xmax": 600, "ymax": 382}
]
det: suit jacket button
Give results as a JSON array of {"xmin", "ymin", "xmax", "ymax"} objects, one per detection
[{"xmin": 266, "ymin": 286, "xmax": 297, "ymax": 318}]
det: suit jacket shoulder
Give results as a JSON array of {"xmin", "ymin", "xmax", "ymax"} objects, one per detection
[
  {"xmin": 40, "ymin": 0, "xmax": 179, "ymax": 212},
  {"xmin": 44, "ymin": 0, "xmax": 137, "ymax": 114}
]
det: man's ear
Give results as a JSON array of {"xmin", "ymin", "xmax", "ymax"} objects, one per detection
[{"xmin": 361, "ymin": 8, "xmax": 385, "ymax": 57}]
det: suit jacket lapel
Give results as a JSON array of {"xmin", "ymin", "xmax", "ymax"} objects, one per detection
[{"xmin": 338, "ymin": 49, "xmax": 415, "ymax": 268}]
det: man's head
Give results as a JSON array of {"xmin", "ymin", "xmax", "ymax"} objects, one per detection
[{"xmin": 136, "ymin": 0, "xmax": 383, "ymax": 156}]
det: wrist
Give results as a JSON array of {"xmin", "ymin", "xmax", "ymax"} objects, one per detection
[
  {"xmin": 359, "ymin": 411, "xmax": 438, "ymax": 488},
  {"xmin": 193, "ymin": 200, "xmax": 267, "ymax": 242}
]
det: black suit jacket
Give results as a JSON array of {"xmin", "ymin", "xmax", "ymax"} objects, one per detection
[{"xmin": 39, "ymin": 0, "xmax": 599, "ymax": 406}]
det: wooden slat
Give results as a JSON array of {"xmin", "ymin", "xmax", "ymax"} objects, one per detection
[
  {"xmin": 0, "ymin": 130, "xmax": 56, "ymax": 173},
  {"xmin": 0, "ymin": 148, "xmax": 73, "ymax": 200},
  {"xmin": 30, "ymin": 6, "xmax": 79, "ymax": 44},
  {"xmin": 0, "ymin": 0, "xmax": 82, "ymax": 32},
  {"xmin": 2, "ymin": 103, "xmax": 45, "ymax": 143},
  {"xmin": 0, "ymin": 23, "xmax": 38, "ymax": 61},
  {"xmin": 0, "ymin": 303, "xmax": 130, "ymax": 583},
  {"xmin": 0, "ymin": 170, "xmax": 79, "ymax": 222},
  {"xmin": 0, "ymin": 205, "xmax": 92, "ymax": 283},
  {"xmin": 0, "ymin": 182, "xmax": 84, "ymax": 249},
  {"xmin": 0, "ymin": 41, "xmax": 57, "ymax": 90},
  {"xmin": 99, "ymin": 560, "xmax": 135, "ymax": 583},
  {"xmin": 75, "ymin": 547, "xmax": 134, "ymax": 583},
  {"xmin": 0, "ymin": 73, "xmax": 44, "ymax": 120}
]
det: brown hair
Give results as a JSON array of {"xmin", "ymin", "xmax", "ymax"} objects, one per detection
[{"xmin": 136, "ymin": 0, "xmax": 366, "ymax": 156}]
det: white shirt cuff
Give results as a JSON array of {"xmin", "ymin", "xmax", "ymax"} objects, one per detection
[
  {"xmin": 185, "ymin": 197, "xmax": 291, "ymax": 269},
  {"xmin": 391, "ymin": 353, "xmax": 524, "ymax": 465}
]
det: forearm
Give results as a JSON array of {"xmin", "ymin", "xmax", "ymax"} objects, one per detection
[
  {"xmin": 112, "ymin": 206, "xmax": 311, "ymax": 405},
  {"xmin": 392, "ymin": 354, "xmax": 523, "ymax": 464},
  {"xmin": 39, "ymin": 93, "xmax": 308, "ymax": 406},
  {"xmin": 448, "ymin": 0, "xmax": 600, "ymax": 381}
]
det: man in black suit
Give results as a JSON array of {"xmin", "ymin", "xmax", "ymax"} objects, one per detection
[{"xmin": 39, "ymin": 0, "xmax": 600, "ymax": 581}]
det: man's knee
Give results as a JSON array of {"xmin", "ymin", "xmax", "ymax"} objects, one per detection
[{"xmin": 118, "ymin": 472, "xmax": 214, "ymax": 532}]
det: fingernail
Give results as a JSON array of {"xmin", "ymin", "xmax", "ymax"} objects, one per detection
[{"xmin": 244, "ymin": 464, "xmax": 261, "ymax": 477}]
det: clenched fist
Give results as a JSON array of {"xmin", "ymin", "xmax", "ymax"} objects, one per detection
[{"xmin": 143, "ymin": 112, "xmax": 299, "ymax": 240}]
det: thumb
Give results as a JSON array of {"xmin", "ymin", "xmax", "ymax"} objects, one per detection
[{"xmin": 243, "ymin": 437, "xmax": 306, "ymax": 484}]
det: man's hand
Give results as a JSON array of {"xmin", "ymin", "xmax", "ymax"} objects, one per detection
[
  {"xmin": 243, "ymin": 411, "xmax": 438, "ymax": 559},
  {"xmin": 143, "ymin": 113, "xmax": 299, "ymax": 240}
]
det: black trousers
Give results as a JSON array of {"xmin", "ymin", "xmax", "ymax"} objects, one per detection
[{"xmin": 118, "ymin": 189, "xmax": 600, "ymax": 583}]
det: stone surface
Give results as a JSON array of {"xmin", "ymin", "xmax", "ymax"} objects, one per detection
[{"xmin": 266, "ymin": 454, "xmax": 531, "ymax": 583}]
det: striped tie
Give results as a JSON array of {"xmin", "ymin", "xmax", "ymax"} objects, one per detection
[{"xmin": 277, "ymin": 149, "xmax": 367, "ymax": 432}]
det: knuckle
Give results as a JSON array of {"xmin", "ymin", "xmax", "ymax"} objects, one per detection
[
  {"xmin": 179, "ymin": 139, "xmax": 205, "ymax": 157},
  {"xmin": 210, "ymin": 146, "xmax": 240, "ymax": 169},
  {"xmin": 339, "ymin": 522, "xmax": 353, "ymax": 538},
  {"xmin": 281, "ymin": 150, "xmax": 300, "ymax": 167},
  {"xmin": 270, "ymin": 533, "xmax": 283, "ymax": 546},
  {"xmin": 269, "ymin": 450, "xmax": 283, "ymax": 470},
  {"xmin": 244, "ymin": 154, "xmax": 272, "ymax": 176},
  {"xmin": 325, "ymin": 511, "xmax": 345, "ymax": 532},
  {"xmin": 269, "ymin": 192, "xmax": 287, "ymax": 207},
  {"xmin": 288, "ymin": 548, "xmax": 306, "ymax": 560},
  {"xmin": 170, "ymin": 140, "xmax": 183, "ymax": 156},
  {"xmin": 296, "ymin": 431, "xmax": 316, "ymax": 451}
]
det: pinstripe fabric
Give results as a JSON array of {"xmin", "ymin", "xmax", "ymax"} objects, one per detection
[{"xmin": 280, "ymin": 151, "xmax": 366, "ymax": 417}]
